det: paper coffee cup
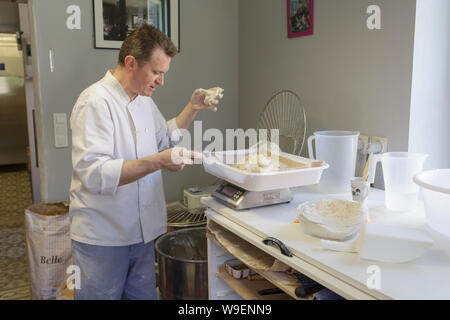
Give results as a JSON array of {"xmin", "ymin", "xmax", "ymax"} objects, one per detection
[{"xmin": 351, "ymin": 177, "xmax": 370, "ymax": 205}]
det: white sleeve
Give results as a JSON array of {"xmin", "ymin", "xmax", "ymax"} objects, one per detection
[
  {"xmin": 152, "ymin": 103, "xmax": 183, "ymax": 151},
  {"xmin": 71, "ymin": 99, "xmax": 123, "ymax": 196},
  {"xmin": 166, "ymin": 118, "xmax": 183, "ymax": 144}
]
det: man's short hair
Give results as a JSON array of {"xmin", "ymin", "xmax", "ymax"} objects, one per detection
[{"xmin": 118, "ymin": 24, "xmax": 178, "ymax": 66}]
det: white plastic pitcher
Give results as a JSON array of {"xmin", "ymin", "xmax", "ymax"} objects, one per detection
[
  {"xmin": 308, "ymin": 131, "xmax": 360, "ymax": 193},
  {"xmin": 367, "ymin": 152, "xmax": 428, "ymax": 211}
]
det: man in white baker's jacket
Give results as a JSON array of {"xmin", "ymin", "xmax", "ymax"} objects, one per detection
[{"xmin": 69, "ymin": 24, "xmax": 222, "ymax": 300}]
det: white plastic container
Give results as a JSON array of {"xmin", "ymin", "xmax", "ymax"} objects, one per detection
[
  {"xmin": 413, "ymin": 169, "xmax": 450, "ymax": 238},
  {"xmin": 202, "ymin": 149, "xmax": 329, "ymax": 192},
  {"xmin": 368, "ymin": 152, "xmax": 428, "ymax": 211},
  {"xmin": 308, "ymin": 131, "xmax": 360, "ymax": 193}
]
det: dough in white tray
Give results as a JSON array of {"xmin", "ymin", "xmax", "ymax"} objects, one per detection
[{"xmin": 233, "ymin": 154, "xmax": 282, "ymax": 173}]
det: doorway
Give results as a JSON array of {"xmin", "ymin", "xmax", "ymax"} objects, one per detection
[{"xmin": 0, "ymin": 0, "xmax": 39, "ymax": 300}]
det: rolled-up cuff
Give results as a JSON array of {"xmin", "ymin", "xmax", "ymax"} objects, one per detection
[
  {"xmin": 100, "ymin": 158, "xmax": 124, "ymax": 196},
  {"xmin": 167, "ymin": 118, "xmax": 183, "ymax": 145}
]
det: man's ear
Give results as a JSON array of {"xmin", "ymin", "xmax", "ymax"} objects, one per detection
[{"xmin": 124, "ymin": 55, "xmax": 137, "ymax": 72}]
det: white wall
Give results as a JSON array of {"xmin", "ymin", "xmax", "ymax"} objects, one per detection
[
  {"xmin": 239, "ymin": 0, "xmax": 417, "ymax": 156},
  {"xmin": 409, "ymin": 0, "xmax": 450, "ymax": 170}
]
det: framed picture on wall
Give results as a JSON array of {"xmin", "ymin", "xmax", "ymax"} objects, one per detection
[
  {"xmin": 287, "ymin": 0, "xmax": 314, "ymax": 38},
  {"xmin": 93, "ymin": 0, "xmax": 180, "ymax": 51}
]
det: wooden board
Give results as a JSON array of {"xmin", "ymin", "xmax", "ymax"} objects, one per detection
[
  {"xmin": 232, "ymin": 153, "xmax": 324, "ymax": 173},
  {"xmin": 216, "ymin": 265, "xmax": 292, "ymax": 300},
  {"xmin": 256, "ymin": 269, "xmax": 312, "ymax": 300}
]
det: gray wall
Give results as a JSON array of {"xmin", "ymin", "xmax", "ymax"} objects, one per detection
[
  {"xmin": 239, "ymin": 0, "xmax": 417, "ymax": 158},
  {"xmin": 409, "ymin": 0, "xmax": 450, "ymax": 170},
  {"xmin": 32, "ymin": 0, "xmax": 239, "ymax": 202}
]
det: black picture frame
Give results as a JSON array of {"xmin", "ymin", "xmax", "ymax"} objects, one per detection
[{"xmin": 93, "ymin": 0, "xmax": 180, "ymax": 51}]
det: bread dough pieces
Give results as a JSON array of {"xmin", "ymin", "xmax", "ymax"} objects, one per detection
[
  {"xmin": 200, "ymin": 87, "xmax": 224, "ymax": 105},
  {"xmin": 233, "ymin": 154, "xmax": 281, "ymax": 173}
]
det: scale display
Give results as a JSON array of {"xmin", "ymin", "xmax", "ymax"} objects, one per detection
[
  {"xmin": 216, "ymin": 182, "xmax": 245, "ymax": 202},
  {"xmin": 212, "ymin": 181, "xmax": 292, "ymax": 210}
]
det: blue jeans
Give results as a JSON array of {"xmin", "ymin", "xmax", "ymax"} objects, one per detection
[{"xmin": 71, "ymin": 240, "xmax": 158, "ymax": 300}]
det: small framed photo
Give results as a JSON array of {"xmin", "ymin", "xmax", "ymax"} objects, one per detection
[
  {"xmin": 287, "ymin": 0, "xmax": 314, "ymax": 38},
  {"xmin": 94, "ymin": 0, "xmax": 180, "ymax": 50}
]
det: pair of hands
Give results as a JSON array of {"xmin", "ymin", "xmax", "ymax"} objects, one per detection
[
  {"xmin": 157, "ymin": 87, "xmax": 224, "ymax": 172},
  {"xmin": 157, "ymin": 147, "xmax": 204, "ymax": 172}
]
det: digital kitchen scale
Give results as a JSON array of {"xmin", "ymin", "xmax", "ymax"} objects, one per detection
[{"xmin": 212, "ymin": 181, "xmax": 292, "ymax": 210}]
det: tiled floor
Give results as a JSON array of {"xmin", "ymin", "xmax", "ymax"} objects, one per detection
[{"xmin": 0, "ymin": 165, "xmax": 32, "ymax": 300}]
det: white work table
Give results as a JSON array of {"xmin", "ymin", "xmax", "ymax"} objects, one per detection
[{"xmin": 202, "ymin": 186, "xmax": 450, "ymax": 300}]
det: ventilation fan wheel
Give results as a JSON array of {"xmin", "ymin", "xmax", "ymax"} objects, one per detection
[{"xmin": 256, "ymin": 90, "xmax": 307, "ymax": 156}]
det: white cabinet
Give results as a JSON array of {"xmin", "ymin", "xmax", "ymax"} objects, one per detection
[{"xmin": 203, "ymin": 186, "xmax": 450, "ymax": 300}]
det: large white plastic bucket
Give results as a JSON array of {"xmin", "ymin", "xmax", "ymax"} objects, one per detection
[
  {"xmin": 414, "ymin": 169, "xmax": 450, "ymax": 238},
  {"xmin": 368, "ymin": 152, "xmax": 428, "ymax": 211},
  {"xmin": 308, "ymin": 131, "xmax": 360, "ymax": 193}
]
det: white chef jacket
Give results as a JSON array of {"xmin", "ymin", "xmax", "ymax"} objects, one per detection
[{"xmin": 69, "ymin": 70, "xmax": 182, "ymax": 246}]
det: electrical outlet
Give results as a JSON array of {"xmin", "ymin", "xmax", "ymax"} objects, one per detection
[
  {"xmin": 372, "ymin": 136, "xmax": 388, "ymax": 153},
  {"xmin": 358, "ymin": 134, "xmax": 369, "ymax": 152},
  {"xmin": 53, "ymin": 113, "xmax": 68, "ymax": 148}
]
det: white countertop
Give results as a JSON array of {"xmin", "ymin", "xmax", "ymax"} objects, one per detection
[{"xmin": 202, "ymin": 185, "xmax": 450, "ymax": 300}]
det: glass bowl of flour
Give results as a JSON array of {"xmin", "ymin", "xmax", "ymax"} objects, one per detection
[{"xmin": 297, "ymin": 199, "xmax": 367, "ymax": 241}]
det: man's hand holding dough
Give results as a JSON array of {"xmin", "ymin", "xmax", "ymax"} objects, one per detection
[{"xmin": 189, "ymin": 87, "xmax": 224, "ymax": 112}]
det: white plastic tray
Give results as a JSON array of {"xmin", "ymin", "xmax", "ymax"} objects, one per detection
[{"xmin": 203, "ymin": 149, "xmax": 329, "ymax": 191}]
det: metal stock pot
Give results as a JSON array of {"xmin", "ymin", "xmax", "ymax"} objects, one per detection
[{"xmin": 155, "ymin": 227, "xmax": 208, "ymax": 300}]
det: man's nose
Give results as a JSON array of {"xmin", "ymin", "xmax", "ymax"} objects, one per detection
[{"xmin": 156, "ymin": 74, "xmax": 164, "ymax": 86}]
